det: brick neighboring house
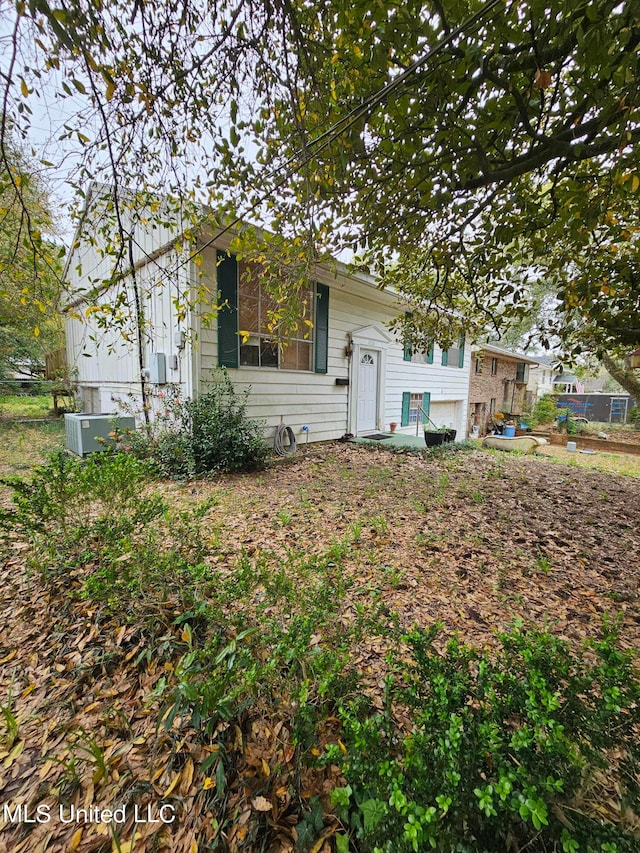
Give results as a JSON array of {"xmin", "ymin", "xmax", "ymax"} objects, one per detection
[{"xmin": 468, "ymin": 344, "xmax": 539, "ymax": 435}]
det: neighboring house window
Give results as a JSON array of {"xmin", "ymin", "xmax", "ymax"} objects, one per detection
[
  {"xmin": 401, "ymin": 391, "xmax": 431, "ymax": 427},
  {"xmin": 442, "ymin": 333, "xmax": 465, "ymax": 368},
  {"xmin": 491, "ymin": 357, "xmax": 498, "ymax": 375},
  {"xmin": 489, "ymin": 398, "xmax": 496, "ymax": 414},
  {"xmin": 217, "ymin": 252, "xmax": 329, "ymax": 373},
  {"xmin": 515, "ymin": 362, "xmax": 530, "ymax": 383},
  {"xmin": 475, "ymin": 357, "xmax": 482, "ymax": 373},
  {"xmin": 502, "ymin": 380, "xmax": 511, "ymax": 410}
]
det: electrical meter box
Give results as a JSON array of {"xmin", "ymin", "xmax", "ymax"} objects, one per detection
[{"xmin": 149, "ymin": 352, "xmax": 167, "ymax": 384}]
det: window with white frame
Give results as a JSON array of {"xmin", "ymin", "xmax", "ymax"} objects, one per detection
[
  {"xmin": 408, "ymin": 392, "xmax": 424, "ymax": 424},
  {"xmin": 442, "ymin": 333, "xmax": 465, "ymax": 368},
  {"xmin": 217, "ymin": 252, "xmax": 329, "ymax": 373},
  {"xmin": 403, "ymin": 312, "xmax": 434, "ymax": 365},
  {"xmin": 411, "ymin": 344, "xmax": 434, "ymax": 364},
  {"xmin": 238, "ymin": 261, "xmax": 314, "ymax": 371}
]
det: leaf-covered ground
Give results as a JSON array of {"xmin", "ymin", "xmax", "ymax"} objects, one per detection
[{"xmin": 1, "ymin": 442, "xmax": 639, "ymax": 852}]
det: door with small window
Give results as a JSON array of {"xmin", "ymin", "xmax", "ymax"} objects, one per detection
[{"xmin": 357, "ymin": 350, "xmax": 379, "ymax": 432}]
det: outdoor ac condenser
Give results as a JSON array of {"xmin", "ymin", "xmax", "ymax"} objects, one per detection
[{"xmin": 64, "ymin": 414, "xmax": 136, "ymax": 457}]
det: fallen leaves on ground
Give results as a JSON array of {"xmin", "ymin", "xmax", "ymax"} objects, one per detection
[{"xmin": 1, "ymin": 443, "xmax": 639, "ymax": 851}]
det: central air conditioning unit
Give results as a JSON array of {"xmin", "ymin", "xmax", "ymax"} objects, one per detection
[{"xmin": 64, "ymin": 414, "xmax": 136, "ymax": 457}]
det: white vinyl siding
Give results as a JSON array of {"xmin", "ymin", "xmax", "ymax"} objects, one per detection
[
  {"xmin": 195, "ymin": 249, "xmax": 470, "ymax": 443},
  {"xmin": 67, "ymin": 209, "xmax": 471, "ymax": 443},
  {"xmin": 66, "ymin": 247, "xmax": 194, "ymax": 420}
]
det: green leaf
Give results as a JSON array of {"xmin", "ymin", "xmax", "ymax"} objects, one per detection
[
  {"xmin": 360, "ymin": 798, "xmax": 387, "ymax": 833},
  {"xmin": 335, "ymin": 834, "xmax": 350, "ymax": 853}
]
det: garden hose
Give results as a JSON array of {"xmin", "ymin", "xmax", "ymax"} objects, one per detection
[{"xmin": 274, "ymin": 424, "xmax": 297, "ymax": 456}]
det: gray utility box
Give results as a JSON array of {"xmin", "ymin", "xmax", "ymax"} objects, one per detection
[
  {"xmin": 65, "ymin": 413, "xmax": 136, "ymax": 457},
  {"xmin": 149, "ymin": 352, "xmax": 167, "ymax": 384}
]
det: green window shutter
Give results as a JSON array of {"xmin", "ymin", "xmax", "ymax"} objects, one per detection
[
  {"xmin": 458, "ymin": 333, "xmax": 465, "ymax": 368},
  {"xmin": 422, "ymin": 392, "xmax": 431, "ymax": 420},
  {"xmin": 314, "ymin": 283, "xmax": 329, "ymax": 373},
  {"xmin": 403, "ymin": 312, "xmax": 413, "ymax": 361},
  {"xmin": 441, "ymin": 347, "xmax": 448, "ymax": 367},
  {"xmin": 426, "ymin": 342, "xmax": 434, "ymax": 364},
  {"xmin": 401, "ymin": 392, "xmax": 410, "ymax": 427},
  {"xmin": 217, "ymin": 251, "xmax": 238, "ymax": 368}
]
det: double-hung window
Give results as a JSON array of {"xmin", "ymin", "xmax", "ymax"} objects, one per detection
[
  {"xmin": 402, "ymin": 313, "xmax": 434, "ymax": 363},
  {"xmin": 441, "ymin": 333, "xmax": 466, "ymax": 368},
  {"xmin": 401, "ymin": 391, "xmax": 431, "ymax": 427},
  {"xmin": 217, "ymin": 252, "xmax": 329, "ymax": 373}
]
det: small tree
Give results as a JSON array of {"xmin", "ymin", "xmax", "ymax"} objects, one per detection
[
  {"xmin": 527, "ymin": 395, "xmax": 558, "ymax": 429},
  {"xmin": 0, "ymin": 143, "xmax": 64, "ymax": 382}
]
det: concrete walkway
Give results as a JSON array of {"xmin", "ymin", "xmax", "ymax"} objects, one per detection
[{"xmin": 352, "ymin": 432, "xmax": 428, "ymax": 450}]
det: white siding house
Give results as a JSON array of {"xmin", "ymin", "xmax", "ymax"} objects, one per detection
[
  {"xmin": 65, "ymin": 192, "xmax": 471, "ymax": 444},
  {"xmin": 526, "ymin": 356, "xmax": 556, "ymax": 400}
]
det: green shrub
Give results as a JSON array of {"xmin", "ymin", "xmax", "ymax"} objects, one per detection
[
  {"xmin": 329, "ymin": 621, "xmax": 640, "ymax": 853},
  {"xmin": 527, "ymin": 394, "xmax": 558, "ymax": 428},
  {"xmin": 188, "ymin": 374, "xmax": 268, "ymax": 474},
  {"xmin": 0, "ymin": 450, "xmax": 164, "ymax": 574},
  {"xmin": 122, "ymin": 370, "xmax": 268, "ymax": 477},
  {"xmin": 629, "ymin": 406, "xmax": 640, "ymax": 428},
  {"xmin": 0, "ymin": 447, "xmax": 222, "ymax": 621},
  {"xmin": 157, "ymin": 540, "xmax": 364, "ymax": 747}
]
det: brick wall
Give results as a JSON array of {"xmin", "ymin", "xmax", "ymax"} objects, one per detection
[{"xmin": 469, "ymin": 355, "xmax": 527, "ymax": 432}]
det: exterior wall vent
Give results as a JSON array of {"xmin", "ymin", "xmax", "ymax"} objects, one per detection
[{"xmin": 64, "ymin": 413, "xmax": 136, "ymax": 457}]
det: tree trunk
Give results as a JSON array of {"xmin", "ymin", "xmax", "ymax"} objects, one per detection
[{"xmin": 601, "ymin": 352, "xmax": 640, "ymax": 408}]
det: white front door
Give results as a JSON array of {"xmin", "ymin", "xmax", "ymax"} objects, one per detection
[{"xmin": 357, "ymin": 350, "xmax": 378, "ymax": 432}]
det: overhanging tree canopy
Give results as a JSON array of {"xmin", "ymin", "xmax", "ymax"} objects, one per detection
[
  {"xmin": 0, "ymin": 142, "xmax": 64, "ymax": 380},
  {"xmin": 2, "ymin": 0, "xmax": 639, "ymax": 356}
]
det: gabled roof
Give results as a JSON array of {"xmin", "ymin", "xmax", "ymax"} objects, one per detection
[
  {"xmin": 471, "ymin": 343, "xmax": 539, "ymax": 365},
  {"xmin": 528, "ymin": 354, "xmax": 555, "ymax": 366}
]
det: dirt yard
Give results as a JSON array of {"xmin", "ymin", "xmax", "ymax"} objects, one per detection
[
  {"xmin": 183, "ymin": 443, "xmax": 640, "ymax": 650},
  {"xmin": 1, "ymin": 439, "xmax": 639, "ymax": 853}
]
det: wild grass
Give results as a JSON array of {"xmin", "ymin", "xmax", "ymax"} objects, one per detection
[
  {"xmin": 0, "ymin": 421, "xmax": 65, "ymax": 482},
  {"xmin": 0, "ymin": 393, "xmax": 55, "ymax": 420},
  {"xmin": 535, "ymin": 445, "xmax": 640, "ymax": 478}
]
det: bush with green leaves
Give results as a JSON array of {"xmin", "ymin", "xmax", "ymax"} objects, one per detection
[
  {"xmin": 0, "ymin": 447, "xmax": 222, "ymax": 619},
  {"xmin": 121, "ymin": 370, "xmax": 268, "ymax": 477},
  {"xmin": 188, "ymin": 373, "xmax": 268, "ymax": 474},
  {"xmin": 629, "ymin": 406, "xmax": 640, "ymax": 429},
  {"xmin": 527, "ymin": 394, "xmax": 559, "ymax": 428},
  {"xmin": 158, "ymin": 539, "xmax": 362, "ymax": 744},
  {"xmin": 328, "ymin": 621, "xmax": 640, "ymax": 853},
  {"xmin": 0, "ymin": 450, "xmax": 164, "ymax": 575}
]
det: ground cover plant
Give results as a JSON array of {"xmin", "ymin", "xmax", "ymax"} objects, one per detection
[
  {"xmin": 0, "ymin": 439, "xmax": 639, "ymax": 853},
  {"xmin": 536, "ymin": 444, "xmax": 640, "ymax": 479}
]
